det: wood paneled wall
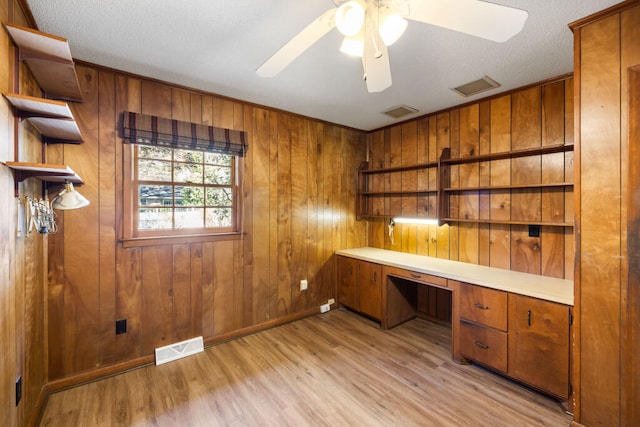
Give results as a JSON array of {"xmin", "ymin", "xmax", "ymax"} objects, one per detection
[
  {"xmin": 572, "ymin": 1, "xmax": 640, "ymax": 425},
  {"xmin": 45, "ymin": 65, "xmax": 367, "ymax": 380},
  {"xmin": 366, "ymin": 77, "xmax": 575, "ymax": 280},
  {"xmin": 1, "ymin": 1, "xmax": 50, "ymax": 426}
]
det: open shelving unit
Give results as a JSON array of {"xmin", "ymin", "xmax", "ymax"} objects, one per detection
[
  {"xmin": 2, "ymin": 24, "xmax": 84, "ymax": 194},
  {"xmin": 357, "ymin": 144, "xmax": 574, "ymax": 228},
  {"xmin": 3, "ymin": 23, "xmax": 82, "ymax": 101}
]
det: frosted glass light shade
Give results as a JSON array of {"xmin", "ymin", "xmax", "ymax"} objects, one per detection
[
  {"xmin": 52, "ymin": 183, "xmax": 90, "ymax": 210},
  {"xmin": 379, "ymin": 12, "xmax": 407, "ymax": 46},
  {"xmin": 339, "ymin": 35, "xmax": 364, "ymax": 57},
  {"xmin": 335, "ymin": 1, "xmax": 365, "ymax": 36}
]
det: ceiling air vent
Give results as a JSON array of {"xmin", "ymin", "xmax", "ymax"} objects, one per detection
[
  {"xmin": 452, "ymin": 75, "xmax": 501, "ymax": 97},
  {"xmin": 382, "ymin": 105, "xmax": 419, "ymax": 119}
]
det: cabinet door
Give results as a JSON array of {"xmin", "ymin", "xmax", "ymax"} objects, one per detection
[
  {"xmin": 337, "ymin": 256, "xmax": 358, "ymax": 310},
  {"xmin": 508, "ymin": 294, "xmax": 570, "ymax": 399},
  {"xmin": 358, "ymin": 261, "xmax": 382, "ymax": 319}
]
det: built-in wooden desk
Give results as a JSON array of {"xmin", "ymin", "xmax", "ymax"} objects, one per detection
[{"xmin": 335, "ymin": 247, "xmax": 573, "ymax": 400}]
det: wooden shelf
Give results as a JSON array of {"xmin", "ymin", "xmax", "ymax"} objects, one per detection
[
  {"xmin": 440, "ymin": 143, "xmax": 573, "ymax": 165},
  {"xmin": 441, "ymin": 218, "xmax": 573, "ymax": 227},
  {"xmin": 359, "ymin": 214, "xmax": 439, "ymax": 222},
  {"xmin": 4, "ymin": 23, "xmax": 82, "ymax": 101},
  {"xmin": 5, "ymin": 161, "xmax": 83, "ymax": 185},
  {"xmin": 443, "ymin": 182, "xmax": 573, "ymax": 192},
  {"xmin": 361, "ymin": 190, "xmax": 437, "ymax": 196},
  {"xmin": 3, "ymin": 93, "xmax": 83, "ymax": 144},
  {"xmin": 360, "ymin": 161, "xmax": 439, "ymax": 174}
]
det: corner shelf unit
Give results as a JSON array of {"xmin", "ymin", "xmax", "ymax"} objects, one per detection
[
  {"xmin": 3, "ymin": 23, "xmax": 82, "ymax": 101},
  {"xmin": 3, "ymin": 93, "xmax": 83, "ymax": 144},
  {"xmin": 357, "ymin": 144, "xmax": 574, "ymax": 228}
]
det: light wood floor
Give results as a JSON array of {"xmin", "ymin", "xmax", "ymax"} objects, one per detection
[{"xmin": 40, "ymin": 309, "xmax": 572, "ymax": 426}]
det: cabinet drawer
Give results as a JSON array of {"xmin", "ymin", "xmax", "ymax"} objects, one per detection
[
  {"xmin": 459, "ymin": 283, "xmax": 507, "ymax": 331},
  {"xmin": 384, "ymin": 266, "xmax": 447, "ymax": 288},
  {"xmin": 459, "ymin": 321, "xmax": 507, "ymax": 373}
]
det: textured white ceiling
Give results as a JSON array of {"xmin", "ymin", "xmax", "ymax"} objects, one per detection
[{"xmin": 25, "ymin": 0, "xmax": 621, "ymax": 131}]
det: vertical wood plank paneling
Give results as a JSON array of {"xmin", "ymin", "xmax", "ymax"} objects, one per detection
[
  {"xmin": 369, "ymin": 131, "xmax": 385, "ymax": 247},
  {"xmin": 416, "ymin": 118, "xmax": 430, "ymax": 256},
  {"xmin": 64, "ymin": 65, "xmax": 101, "ymax": 374},
  {"xmin": 401, "ymin": 121, "xmax": 418, "ymax": 253},
  {"xmin": 141, "ymin": 245, "xmax": 173, "ymax": 354},
  {"xmin": 190, "ymin": 243, "xmax": 203, "ymax": 336},
  {"xmin": 211, "ymin": 239, "xmax": 237, "ymax": 336},
  {"xmin": 276, "ymin": 114, "xmax": 292, "ymax": 317},
  {"xmin": 564, "ymin": 79, "xmax": 575, "ymax": 280},
  {"xmin": 579, "ymin": 14, "xmax": 621, "ymax": 425},
  {"xmin": 201, "ymin": 242, "xmax": 215, "ymax": 337},
  {"xmin": 458, "ymin": 105, "xmax": 480, "ymax": 264},
  {"xmin": 252, "ymin": 108, "xmax": 271, "ymax": 324},
  {"xmin": 446, "ymin": 112, "xmax": 459, "ymax": 261},
  {"xmin": 241, "ymin": 104, "xmax": 254, "ymax": 327},
  {"xmin": 306, "ymin": 121, "xmax": 319, "ymax": 308},
  {"xmin": 97, "ymin": 70, "xmax": 117, "ymax": 366},
  {"xmin": 388, "ymin": 125, "xmax": 402, "ymax": 251},
  {"xmin": 268, "ymin": 111, "xmax": 279, "ymax": 319},
  {"xmin": 172, "ymin": 244, "xmax": 192, "ymax": 341},
  {"xmin": 478, "ymin": 101, "xmax": 491, "ymax": 266},
  {"xmin": 291, "ymin": 116, "xmax": 308, "ymax": 312}
]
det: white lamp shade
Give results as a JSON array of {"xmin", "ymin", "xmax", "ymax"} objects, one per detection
[
  {"xmin": 335, "ymin": 1, "xmax": 365, "ymax": 36},
  {"xmin": 379, "ymin": 12, "xmax": 408, "ymax": 46},
  {"xmin": 339, "ymin": 35, "xmax": 364, "ymax": 57},
  {"xmin": 52, "ymin": 183, "xmax": 90, "ymax": 210}
]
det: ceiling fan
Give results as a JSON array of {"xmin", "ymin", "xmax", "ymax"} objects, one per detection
[{"xmin": 256, "ymin": 0, "xmax": 528, "ymax": 93}]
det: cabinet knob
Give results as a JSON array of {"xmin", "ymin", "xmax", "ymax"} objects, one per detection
[{"xmin": 527, "ymin": 309, "xmax": 531, "ymax": 327}]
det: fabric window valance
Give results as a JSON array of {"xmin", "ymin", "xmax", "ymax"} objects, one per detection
[{"xmin": 122, "ymin": 111, "xmax": 248, "ymax": 157}]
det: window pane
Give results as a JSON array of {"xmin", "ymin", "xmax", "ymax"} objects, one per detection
[
  {"xmin": 139, "ymin": 146, "xmax": 172, "ymax": 160},
  {"xmin": 174, "ymin": 162, "xmax": 203, "ymax": 183},
  {"xmin": 139, "ymin": 208, "xmax": 172, "ymax": 230},
  {"xmin": 139, "ymin": 185, "xmax": 172, "ymax": 207},
  {"xmin": 176, "ymin": 186, "xmax": 204, "ymax": 206},
  {"xmin": 206, "ymin": 208, "xmax": 232, "ymax": 227},
  {"xmin": 206, "ymin": 187, "xmax": 233, "ymax": 207},
  {"xmin": 175, "ymin": 208, "xmax": 204, "ymax": 229},
  {"xmin": 138, "ymin": 159, "xmax": 172, "ymax": 181},
  {"xmin": 205, "ymin": 152, "xmax": 231, "ymax": 166},
  {"xmin": 205, "ymin": 165, "xmax": 231, "ymax": 185},
  {"xmin": 174, "ymin": 149, "xmax": 203, "ymax": 163}
]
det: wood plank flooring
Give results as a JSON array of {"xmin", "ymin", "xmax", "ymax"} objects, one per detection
[{"xmin": 40, "ymin": 309, "xmax": 572, "ymax": 426}]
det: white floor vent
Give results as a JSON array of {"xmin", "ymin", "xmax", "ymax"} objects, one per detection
[{"xmin": 155, "ymin": 336, "xmax": 204, "ymax": 366}]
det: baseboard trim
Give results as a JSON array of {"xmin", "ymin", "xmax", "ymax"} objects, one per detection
[{"xmin": 35, "ymin": 307, "xmax": 322, "ymax": 419}]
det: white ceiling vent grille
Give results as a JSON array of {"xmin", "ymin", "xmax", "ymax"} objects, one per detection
[
  {"xmin": 382, "ymin": 105, "xmax": 419, "ymax": 119},
  {"xmin": 452, "ymin": 76, "xmax": 501, "ymax": 97}
]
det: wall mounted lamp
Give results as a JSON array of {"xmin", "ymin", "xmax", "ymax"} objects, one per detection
[{"xmin": 51, "ymin": 182, "xmax": 90, "ymax": 210}]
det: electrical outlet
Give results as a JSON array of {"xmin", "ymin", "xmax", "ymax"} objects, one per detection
[
  {"xmin": 320, "ymin": 303, "xmax": 330, "ymax": 313},
  {"xmin": 15, "ymin": 376, "xmax": 22, "ymax": 406},
  {"xmin": 328, "ymin": 298, "xmax": 335, "ymax": 305},
  {"xmin": 300, "ymin": 279, "xmax": 308, "ymax": 291},
  {"xmin": 115, "ymin": 319, "xmax": 127, "ymax": 335}
]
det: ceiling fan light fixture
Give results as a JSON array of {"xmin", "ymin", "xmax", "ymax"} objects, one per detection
[
  {"xmin": 335, "ymin": 1, "xmax": 365, "ymax": 36},
  {"xmin": 379, "ymin": 11, "xmax": 407, "ymax": 46},
  {"xmin": 339, "ymin": 35, "xmax": 364, "ymax": 57}
]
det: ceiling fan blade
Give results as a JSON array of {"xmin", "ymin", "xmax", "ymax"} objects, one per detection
[
  {"xmin": 363, "ymin": 14, "xmax": 392, "ymax": 93},
  {"xmin": 256, "ymin": 9, "xmax": 336, "ymax": 77},
  {"xmin": 406, "ymin": 0, "xmax": 528, "ymax": 43}
]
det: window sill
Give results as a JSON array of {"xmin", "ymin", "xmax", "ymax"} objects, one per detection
[{"xmin": 121, "ymin": 232, "xmax": 242, "ymax": 248}]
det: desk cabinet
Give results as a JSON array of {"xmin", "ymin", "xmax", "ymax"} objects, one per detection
[
  {"xmin": 508, "ymin": 294, "xmax": 569, "ymax": 399},
  {"xmin": 457, "ymin": 282, "xmax": 570, "ymax": 399},
  {"xmin": 337, "ymin": 256, "xmax": 382, "ymax": 320}
]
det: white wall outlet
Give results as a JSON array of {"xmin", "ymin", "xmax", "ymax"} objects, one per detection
[
  {"xmin": 300, "ymin": 279, "xmax": 308, "ymax": 291},
  {"xmin": 327, "ymin": 298, "xmax": 335, "ymax": 305},
  {"xmin": 320, "ymin": 303, "xmax": 330, "ymax": 313}
]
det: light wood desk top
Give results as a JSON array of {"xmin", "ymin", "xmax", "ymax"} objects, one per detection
[{"xmin": 336, "ymin": 247, "xmax": 573, "ymax": 306}]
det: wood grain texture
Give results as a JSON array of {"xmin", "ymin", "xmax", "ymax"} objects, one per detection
[
  {"xmin": 39, "ymin": 310, "xmax": 572, "ymax": 427},
  {"xmin": 367, "ymin": 78, "xmax": 573, "ymax": 279},
  {"xmin": 44, "ymin": 63, "xmax": 366, "ymax": 382}
]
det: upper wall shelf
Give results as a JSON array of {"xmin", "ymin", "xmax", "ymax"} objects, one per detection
[
  {"xmin": 3, "ymin": 23, "xmax": 82, "ymax": 101},
  {"xmin": 3, "ymin": 93, "xmax": 83, "ymax": 144},
  {"xmin": 4, "ymin": 161, "xmax": 83, "ymax": 185}
]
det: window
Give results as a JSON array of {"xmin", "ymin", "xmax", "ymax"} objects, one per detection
[{"xmin": 132, "ymin": 145, "xmax": 238, "ymax": 236}]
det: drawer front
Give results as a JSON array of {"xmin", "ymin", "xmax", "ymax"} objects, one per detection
[
  {"xmin": 384, "ymin": 266, "xmax": 448, "ymax": 288},
  {"xmin": 459, "ymin": 282, "xmax": 507, "ymax": 331},
  {"xmin": 459, "ymin": 321, "xmax": 507, "ymax": 373}
]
